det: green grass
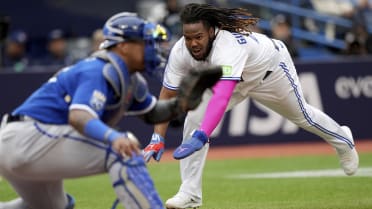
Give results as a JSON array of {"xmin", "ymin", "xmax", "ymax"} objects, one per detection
[{"xmin": 1, "ymin": 153, "xmax": 372, "ymax": 209}]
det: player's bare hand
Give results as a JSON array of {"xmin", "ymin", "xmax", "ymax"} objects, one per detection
[{"xmin": 112, "ymin": 132, "xmax": 140, "ymax": 158}]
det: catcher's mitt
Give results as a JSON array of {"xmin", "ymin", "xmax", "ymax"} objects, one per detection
[{"xmin": 177, "ymin": 66, "xmax": 223, "ymax": 112}]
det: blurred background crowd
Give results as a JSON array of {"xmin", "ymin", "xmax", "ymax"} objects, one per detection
[{"xmin": 0, "ymin": 0, "xmax": 371, "ymax": 73}]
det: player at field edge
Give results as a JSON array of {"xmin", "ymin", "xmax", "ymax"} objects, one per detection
[{"xmin": 143, "ymin": 3, "xmax": 359, "ymax": 209}]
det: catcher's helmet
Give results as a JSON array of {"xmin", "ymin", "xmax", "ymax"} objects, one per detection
[{"xmin": 100, "ymin": 12, "xmax": 168, "ymax": 75}]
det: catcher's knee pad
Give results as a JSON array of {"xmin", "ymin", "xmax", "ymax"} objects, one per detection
[{"xmin": 108, "ymin": 154, "xmax": 164, "ymax": 209}]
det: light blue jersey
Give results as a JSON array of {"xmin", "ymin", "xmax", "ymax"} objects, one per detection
[{"xmin": 13, "ymin": 51, "xmax": 156, "ymax": 125}]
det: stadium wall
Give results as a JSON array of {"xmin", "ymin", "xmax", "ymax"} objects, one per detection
[{"xmin": 1, "ymin": 58, "xmax": 371, "ymax": 148}]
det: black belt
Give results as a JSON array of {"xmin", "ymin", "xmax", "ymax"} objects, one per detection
[{"xmin": 6, "ymin": 114, "xmax": 28, "ymax": 123}]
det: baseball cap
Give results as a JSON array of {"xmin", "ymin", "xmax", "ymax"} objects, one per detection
[
  {"xmin": 48, "ymin": 29, "xmax": 65, "ymax": 41},
  {"xmin": 271, "ymin": 14, "xmax": 290, "ymax": 26},
  {"xmin": 7, "ymin": 30, "xmax": 27, "ymax": 44}
]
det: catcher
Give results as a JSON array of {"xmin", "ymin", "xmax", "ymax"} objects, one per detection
[{"xmin": 0, "ymin": 12, "xmax": 221, "ymax": 209}]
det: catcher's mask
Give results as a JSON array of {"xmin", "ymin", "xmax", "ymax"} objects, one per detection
[{"xmin": 100, "ymin": 12, "xmax": 169, "ymax": 76}]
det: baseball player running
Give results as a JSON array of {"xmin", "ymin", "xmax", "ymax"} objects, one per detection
[
  {"xmin": 143, "ymin": 3, "xmax": 359, "ymax": 209},
  {"xmin": 0, "ymin": 12, "xmax": 221, "ymax": 209}
]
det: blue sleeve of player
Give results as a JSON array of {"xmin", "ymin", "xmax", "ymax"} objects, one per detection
[
  {"xmin": 126, "ymin": 73, "xmax": 156, "ymax": 116},
  {"xmin": 126, "ymin": 93, "xmax": 157, "ymax": 116},
  {"xmin": 69, "ymin": 72, "xmax": 110, "ymax": 118}
]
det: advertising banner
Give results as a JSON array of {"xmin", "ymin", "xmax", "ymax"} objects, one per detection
[{"xmin": 1, "ymin": 59, "xmax": 371, "ymax": 147}]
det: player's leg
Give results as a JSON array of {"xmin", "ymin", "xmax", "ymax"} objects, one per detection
[
  {"xmin": 54, "ymin": 133, "xmax": 165, "ymax": 209},
  {"xmin": 249, "ymin": 48, "xmax": 358, "ymax": 175},
  {"xmin": 0, "ymin": 122, "xmax": 108, "ymax": 180},
  {"xmin": 0, "ymin": 121, "xmax": 162, "ymax": 208},
  {"xmin": 165, "ymin": 90, "xmax": 247, "ymax": 209},
  {"xmin": 0, "ymin": 122, "xmax": 77, "ymax": 209},
  {"xmin": 107, "ymin": 150, "xmax": 164, "ymax": 209},
  {"xmin": 165, "ymin": 92, "xmax": 211, "ymax": 209},
  {"xmin": 0, "ymin": 171, "xmax": 72, "ymax": 209},
  {"xmin": 41, "ymin": 131, "xmax": 164, "ymax": 208},
  {"xmin": 64, "ymin": 130, "xmax": 164, "ymax": 209}
]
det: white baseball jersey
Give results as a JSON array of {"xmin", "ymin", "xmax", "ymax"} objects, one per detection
[
  {"xmin": 163, "ymin": 30, "xmax": 283, "ymax": 92},
  {"xmin": 164, "ymin": 29, "xmax": 355, "ymax": 202}
]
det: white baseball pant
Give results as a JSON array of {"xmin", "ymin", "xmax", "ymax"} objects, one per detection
[
  {"xmin": 0, "ymin": 119, "xmax": 163, "ymax": 209},
  {"xmin": 176, "ymin": 43, "xmax": 354, "ymax": 202}
]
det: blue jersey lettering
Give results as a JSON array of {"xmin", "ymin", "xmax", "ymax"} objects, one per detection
[{"xmin": 232, "ymin": 32, "xmax": 247, "ymax": 45}]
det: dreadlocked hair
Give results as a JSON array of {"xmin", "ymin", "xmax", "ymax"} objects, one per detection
[{"xmin": 180, "ymin": 3, "xmax": 259, "ymax": 35}]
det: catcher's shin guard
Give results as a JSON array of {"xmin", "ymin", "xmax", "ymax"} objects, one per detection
[
  {"xmin": 108, "ymin": 153, "xmax": 164, "ymax": 209},
  {"xmin": 65, "ymin": 194, "xmax": 75, "ymax": 209}
]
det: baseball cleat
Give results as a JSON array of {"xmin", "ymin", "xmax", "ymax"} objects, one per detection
[
  {"xmin": 0, "ymin": 198, "xmax": 29, "ymax": 208},
  {"xmin": 165, "ymin": 193, "xmax": 201, "ymax": 209},
  {"xmin": 337, "ymin": 126, "xmax": 359, "ymax": 176}
]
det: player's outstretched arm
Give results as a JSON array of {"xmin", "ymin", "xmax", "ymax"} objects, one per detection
[
  {"xmin": 141, "ymin": 66, "xmax": 223, "ymax": 124},
  {"xmin": 143, "ymin": 67, "xmax": 223, "ymax": 162},
  {"xmin": 173, "ymin": 79, "xmax": 237, "ymax": 159},
  {"xmin": 142, "ymin": 87, "xmax": 177, "ymax": 162}
]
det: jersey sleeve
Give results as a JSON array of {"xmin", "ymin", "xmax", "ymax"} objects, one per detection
[
  {"xmin": 126, "ymin": 73, "xmax": 157, "ymax": 116},
  {"xmin": 211, "ymin": 31, "xmax": 248, "ymax": 81},
  {"xmin": 162, "ymin": 40, "xmax": 189, "ymax": 90},
  {"xmin": 125, "ymin": 94, "xmax": 157, "ymax": 116},
  {"xmin": 69, "ymin": 72, "xmax": 110, "ymax": 118}
]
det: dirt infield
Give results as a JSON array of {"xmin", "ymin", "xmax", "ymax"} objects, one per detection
[{"xmin": 157, "ymin": 139, "xmax": 372, "ymax": 162}]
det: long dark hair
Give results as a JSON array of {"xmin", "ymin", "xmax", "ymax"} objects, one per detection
[{"xmin": 180, "ymin": 3, "xmax": 259, "ymax": 35}]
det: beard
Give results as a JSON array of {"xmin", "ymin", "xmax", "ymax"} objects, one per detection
[{"xmin": 189, "ymin": 36, "xmax": 215, "ymax": 61}]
